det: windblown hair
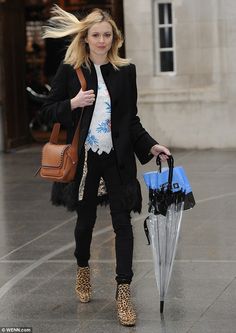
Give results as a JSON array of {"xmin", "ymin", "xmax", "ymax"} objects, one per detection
[{"xmin": 42, "ymin": 5, "xmax": 130, "ymax": 70}]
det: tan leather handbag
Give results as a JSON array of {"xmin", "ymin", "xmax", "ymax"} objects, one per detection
[{"xmin": 36, "ymin": 67, "xmax": 86, "ymax": 183}]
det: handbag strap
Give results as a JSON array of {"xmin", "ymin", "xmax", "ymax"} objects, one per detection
[
  {"xmin": 49, "ymin": 67, "xmax": 87, "ymax": 154},
  {"xmin": 71, "ymin": 67, "xmax": 87, "ymax": 149}
]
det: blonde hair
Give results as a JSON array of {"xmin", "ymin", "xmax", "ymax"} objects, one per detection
[{"xmin": 42, "ymin": 5, "xmax": 131, "ymax": 70}]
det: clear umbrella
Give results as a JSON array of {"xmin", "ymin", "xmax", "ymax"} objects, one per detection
[
  {"xmin": 143, "ymin": 155, "xmax": 195, "ymax": 313},
  {"xmin": 145, "ymin": 202, "xmax": 183, "ymax": 313}
]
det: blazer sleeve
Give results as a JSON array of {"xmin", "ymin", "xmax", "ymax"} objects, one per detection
[
  {"xmin": 129, "ymin": 64, "xmax": 158, "ymax": 165},
  {"xmin": 41, "ymin": 63, "xmax": 73, "ymax": 128}
]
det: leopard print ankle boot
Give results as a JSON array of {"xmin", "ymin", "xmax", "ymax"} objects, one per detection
[
  {"xmin": 116, "ymin": 284, "xmax": 136, "ymax": 326},
  {"xmin": 75, "ymin": 266, "xmax": 91, "ymax": 303}
]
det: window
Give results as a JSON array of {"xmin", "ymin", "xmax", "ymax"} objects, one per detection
[{"xmin": 153, "ymin": 1, "xmax": 175, "ymax": 74}]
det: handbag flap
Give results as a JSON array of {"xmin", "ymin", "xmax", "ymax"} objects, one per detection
[{"xmin": 41, "ymin": 143, "xmax": 70, "ymax": 168}]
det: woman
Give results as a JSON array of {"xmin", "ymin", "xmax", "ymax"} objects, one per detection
[{"xmin": 41, "ymin": 5, "xmax": 170, "ymax": 327}]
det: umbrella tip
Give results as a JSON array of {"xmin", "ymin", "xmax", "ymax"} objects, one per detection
[{"xmin": 160, "ymin": 300, "xmax": 164, "ymax": 314}]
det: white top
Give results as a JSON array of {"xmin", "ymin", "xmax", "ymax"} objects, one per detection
[{"xmin": 85, "ymin": 64, "xmax": 113, "ymax": 155}]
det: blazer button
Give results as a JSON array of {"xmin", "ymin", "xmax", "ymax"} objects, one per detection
[{"xmin": 119, "ymin": 164, "xmax": 125, "ymax": 170}]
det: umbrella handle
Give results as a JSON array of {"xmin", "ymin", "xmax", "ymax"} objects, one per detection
[{"xmin": 156, "ymin": 154, "xmax": 174, "ymax": 190}]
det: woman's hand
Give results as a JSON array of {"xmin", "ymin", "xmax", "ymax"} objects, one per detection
[
  {"xmin": 150, "ymin": 144, "xmax": 171, "ymax": 161},
  {"xmin": 70, "ymin": 89, "xmax": 96, "ymax": 110}
]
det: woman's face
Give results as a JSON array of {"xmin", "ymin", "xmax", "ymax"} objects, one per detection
[{"xmin": 86, "ymin": 21, "xmax": 113, "ymax": 59}]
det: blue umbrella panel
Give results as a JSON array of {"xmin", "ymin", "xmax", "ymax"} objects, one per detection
[{"xmin": 143, "ymin": 157, "xmax": 195, "ymax": 216}]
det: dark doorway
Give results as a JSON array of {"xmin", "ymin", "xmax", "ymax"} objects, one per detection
[{"xmin": 0, "ymin": 0, "xmax": 29, "ymax": 150}]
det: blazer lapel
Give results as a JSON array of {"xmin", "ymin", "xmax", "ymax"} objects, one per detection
[{"xmin": 101, "ymin": 63, "xmax": 120, "ymax": 109}]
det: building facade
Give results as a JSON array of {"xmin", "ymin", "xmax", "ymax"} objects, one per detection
[
  {"xmin": 124, "ymin": 0, "xmax": 236, "ymax": 149},
  {"xmin": 1, "ymin": 0, "xmax": 235, "ymax": 150}
]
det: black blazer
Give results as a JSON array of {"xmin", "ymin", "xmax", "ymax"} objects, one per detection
[{"xmin": 41, "ymin": 61, "xmax": 158, "ymax": 212}]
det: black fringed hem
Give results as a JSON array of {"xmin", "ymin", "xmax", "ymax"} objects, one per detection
[
  {"xmin": 51, "ymin": 182, "xmax": 79, "ymax": 212},
  {"xmin": 51, "ymin": 182, "xmax": 110, "ymax": 212},
  {"xmin": 50, "ymin": 179, "xmax": 142, "ymax": 214},
  {"xmin": 97, "ymin": 193, "xmax": 109, "ymax": 206},
  {"xmin": 122, "ymin": 179, "xmax": 142, "ymax": 214}
]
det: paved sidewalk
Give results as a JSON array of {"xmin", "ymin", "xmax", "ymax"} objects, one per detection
[{"xmin": 0, "ymin": 146, "xmax": 236, "ymax": 333}]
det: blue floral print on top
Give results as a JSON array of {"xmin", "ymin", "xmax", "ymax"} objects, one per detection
[
  {"xmin": 97, "ymin": 119, "xmax": 111, "ymax": 133},
  {"xmin": 85, "ymin": 64, "xmax": 113, "ymax": 154},
  {"xmin": 105, "ymin": 101, "xmax": 111, "ymax": 113},
  {"xmin": 86, "ymin": 129, "xmax": 98, "ymax": 146}
]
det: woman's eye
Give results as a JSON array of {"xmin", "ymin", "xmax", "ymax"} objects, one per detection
[{"xmin": 91, "ymin": 33, "xmax": 112, "ymax": 38}]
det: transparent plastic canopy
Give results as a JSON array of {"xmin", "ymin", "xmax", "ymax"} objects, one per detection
[{"xmin": 147, "ymin": 202, "xmax": 184, "ymax": 313}]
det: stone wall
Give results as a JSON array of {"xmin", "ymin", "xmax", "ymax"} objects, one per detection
[{"xmin": 123, "ymin": 0, "xmax": 236, "ymax": 148}]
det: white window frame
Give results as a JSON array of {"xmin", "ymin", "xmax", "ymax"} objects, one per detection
[{"xmin": 153, "ymin": 0, "xmax": 176, "ymax": 75}]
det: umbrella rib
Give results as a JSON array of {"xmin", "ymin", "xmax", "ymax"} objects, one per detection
[
  {"xmin": 164, "ymin": 213, "xmax": 168, "ymax": 299},
  {"xmin": 157, "ymin": 216, "xmax": 163, "ymax": 300},
  {"xmin": 165, "ymin": 207, "xmax": 173, "ymax": 294}
]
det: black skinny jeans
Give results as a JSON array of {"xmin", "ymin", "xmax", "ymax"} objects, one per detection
[{"xmin": 74, "ymin": 149, "xmax": 134, "ymax": 284}]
